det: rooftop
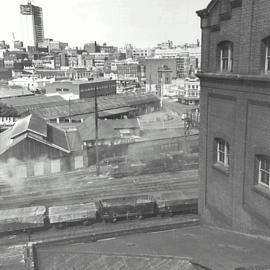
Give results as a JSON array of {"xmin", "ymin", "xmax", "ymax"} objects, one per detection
[
  {"xmin": 0, "ymin": 86, "xmax": 33, "ymax": 99},
  {"xmin": 72, "ymin": 77, "xmax": 114, "ymax": 84},
  {"xmin": 0, "ymin": 94, "xmax": 159, "ymax": 120},
  {"xmin": 78, "ymin": 116, "xmax": 139, "ymax": 141},
  {"xmin": 0, "ymin": 114, "xmax": 82, "ymax": 155},
  {"xmin": 0, "ymin": 95, "xmax": 65, "ymax": 111},
  {"xmin": 35, "ymin": 225, "xmax": 270, "ymax": 270}
]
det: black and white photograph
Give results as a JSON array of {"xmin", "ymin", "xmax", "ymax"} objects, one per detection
[{"xmin": 0, "ymin": 0, "xmax": 270, "ymax": 269}]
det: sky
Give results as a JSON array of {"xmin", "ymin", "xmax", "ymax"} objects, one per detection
[{"xmin": 0, "ymin": 0, "xmax": 210, "ymax": 48}]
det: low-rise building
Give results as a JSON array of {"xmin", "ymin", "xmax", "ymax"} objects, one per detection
[
  {"xmin": 0, "ymin": 114, "xmax": 86, "ymax": 178},
  {"xmin": 0, "ymin": 93, "xmax": 160, "ymax": 123},
  {"xmin": 178, "ymin": 76, "xmax": 200, "ymax": 105},
  {"xmin": 8, "ymin": 76, "xmax": 54, "ymax": 92},
  {"xmin": 45, "ymin": 78, "xmax": 116, "ymax": 99},
  {"xmin": 78, "ymin": 116, "xmax": 140, "ymax": 165}
]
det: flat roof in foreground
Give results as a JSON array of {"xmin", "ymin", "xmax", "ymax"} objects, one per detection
[{"xmin": 35, "ymin": 225, "xmax": 270, "ymax": 270}]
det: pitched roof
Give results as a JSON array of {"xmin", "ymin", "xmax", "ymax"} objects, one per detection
[
  {"xmin": 65, "ymin": 129, "xmax": 83, "ymax": 152},
  {"xmin": 0, "ymin": 95, "xmax": 65, "ymax": 113},
  {"xmin": 78, "ymin": 116, "xmax": 117, "ymax": 141},
  {"xmin": 112, "ymin": 119, "xmax": 139, "ymax": 129},
  {"xmin": 1, "ymin": 94, "xmax": 159, "ymax": 120},
  {"xmin": 11, "ymin": 114, "xmax": 47, "ymax": 139},
  {"xmin": 0, "ymin": 128, "xmax": 27, "ymax": 155},
  {"xmin": 0, "ymin": 87, "xmax": 33, "ymax": 99},
  {"xmin": 78, "ymin": 117, "xmax": 139, "ymax": 142},
  {"xmin": 0, "ymin": 114, "xmax": 84, "ymax": 156}
]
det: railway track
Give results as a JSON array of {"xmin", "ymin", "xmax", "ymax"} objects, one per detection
[{"xmin": 0, "ymin": 170, "xmax": 198, "ymax": 209}]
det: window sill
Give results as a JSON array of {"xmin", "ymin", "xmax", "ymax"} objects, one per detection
[
  {"xmin": 218, "ymin": 71, "xmax": 233, "ymax": 74},
  {"xmin": 252, "ymin": 184, "xmax": 270, "ymax": 200},
  {"xmin": 212, "ymin": 163, "xmax": 230, "ymax": 176}
]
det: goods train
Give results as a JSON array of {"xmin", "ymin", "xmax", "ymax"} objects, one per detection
[{"xmin": 0, "ymin": 191, "xmax": 197, "ymax": 235}]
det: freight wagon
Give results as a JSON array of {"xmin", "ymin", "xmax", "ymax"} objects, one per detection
[
  {"xmin": 0, "ymin": 206, "xmax": 46, "ymax": 234},
  {"xmin": 97, "ymin": 195, "xmax": 157, "ymax": 223},
  {"xmin": 155, "ymin": 190, "xmax": 198, "ymax": 216},
  {"xmin": 48, "ymin": 202, "xmax": 99, "ymax": 228},
  {"xmin": 0, "ymin": 191, "xmax": 198, "ymax": 235}
]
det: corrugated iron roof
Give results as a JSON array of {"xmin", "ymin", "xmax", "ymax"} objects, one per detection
[
  {"xmin": 11, "ymin": 114, "xmax": 47, "ymax": 139},
  {"xmin": 78, "ymin": 117, "xmax": 139, "ymax": 142},
  {"xmin": 98, "ymin": 107, "xmax": 136, "ymax": 118},
  {"xmin": 0, "ymin": 94, "xmax": 159, "ymax": 120},
  {"xmin": 0, "ymin": 128, "xmax": 27, "ymax": 155},
  {"xmin": 0, "ymin": 114, "xmax": 81, "ymax": 156},
  {"xmin": 78, "ymin": 116, "xmax": 117, "ymax": 141},
  {"xmin": 65, "ymin": 129, "xmax": 83, "ymax": 152},
  {"xmin": 112, "ymin": 118, "xmax": 139, "ymax": 129},
  {"xmin": 0, "ymin": 95, "xmax": 65, "ymax": 112},
  {"xmin": 0, "ymin": 87, "xmax": 33, "ymax": 99}
]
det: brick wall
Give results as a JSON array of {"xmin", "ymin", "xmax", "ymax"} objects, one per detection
[{"xmin": 198, "ymin": 0, "xmax": 270, "ymax": 236}]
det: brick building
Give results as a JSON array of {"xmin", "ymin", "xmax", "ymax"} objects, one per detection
[
  {"xmin": 197, "ymin": 0, "xmax": 270, "ymax": 235},
  {"xmin": 45, "ymin": 78, "xmax": 116, "ymax": 99}
]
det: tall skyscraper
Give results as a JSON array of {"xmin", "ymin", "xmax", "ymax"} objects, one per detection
[{"xmin": 20, "ymin": 1, "xmax": 44, "ymax": 48}]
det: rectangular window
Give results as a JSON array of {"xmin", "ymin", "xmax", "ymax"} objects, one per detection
[
  {"xmin": 216, "ymin": 139, "xmax": 229, "ymax": 167},
  {"xmin": 16, "ymin": 164, "xmax": 27, "ymax": 178},
  {"xmin": 74, "ymin": 155, "xmax": 84, "ymax": 169},
  {"xmin": 265, "ymin": 46, "xmax": 270, "ymax": 72},
  {"xmin": 34, "ymin": 161, "xmax": 44, "ymax": 176},
  {"xmin": 220, "ymin": 43, "xmax": 233, "ymax": 72},
  {"xmin": 51, "ymin": 159, "xmax": 61, "ymax": 173},
  {"xmin": 258, "ymin": 157, "xmax": 270, "ymax": 188}
]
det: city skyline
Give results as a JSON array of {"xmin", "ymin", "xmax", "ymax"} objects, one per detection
[{"xmin": 1, "ymin": 0, "xmax": 210, "ymax": 48}]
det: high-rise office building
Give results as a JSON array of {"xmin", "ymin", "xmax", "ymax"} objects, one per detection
[{"xmin": 20, "ymin": 1, "xmax": 44, "ymax": 48}]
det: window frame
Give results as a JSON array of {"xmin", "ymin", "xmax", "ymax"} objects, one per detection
[
  {"xmin": 215, "ymin": 138, "xmax": 230, "ymax": 167},
  {"xmin": 257, "ymin": 155, "xmax": 270, "ymax": 189},
  {"xmin": 218, "ymin": 41, "xmax": 233, "ymax": 73},
  {"xmin": 263, "ymin": 38, "xmax": 270, "ymax": 73}
]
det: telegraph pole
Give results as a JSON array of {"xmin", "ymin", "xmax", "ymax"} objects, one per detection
[
  {"xmin": 94, "ymin": 86, "xmax": 100, "ymax": 176},
  {"xmin": 68, "ymin": 98, "xmax": 71, "ymax": 123}
]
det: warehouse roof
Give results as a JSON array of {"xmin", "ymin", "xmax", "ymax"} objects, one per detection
[
  {"xmin": 0, "ymin": 95, "xmax": 65, "ymax": 112},
  {"xmin": 72, "ymin": 78, "xmax": 114, "ymax": 84},
  {"xmin": 11, "ymin": 114, "xmax": 47, "ymax": 139},
  {"xmin": 78, "ymin": 116, "xmax": 117, "ymax": 141},
  {"xmin": 4, "ymin": 94, "xmax": 159, "ymax": 120},
  {"xmin": 0, "ymin": 87, "xmax": 33, "ymax": 99},
  {"xmin": 78, "ymin": 116, "xmax": 140, "ymax": 142},
  {"xmin": 98, "ymin": 107, "xmax": 136, "ymax": 118},
  {"xmin": 112, "ymin": 118, "xmax": 139, "ymax": 129},
  {"xmin": 0, "ymin": 114, "xmax": 83, "ymax": 156}
]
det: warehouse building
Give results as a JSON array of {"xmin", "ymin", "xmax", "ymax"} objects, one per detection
[
  {"xmin": 0, "ymin": 94, "xmax": 160, "ymax": 123},
  {"xmin": 0, "ymin": 114, "xmax": 85, "ymax": 178},
  {"xmin": 45, "ymin": 78, "xmax": 116, "ymax": 99},
  {"xmin": 197, "ymin": 0, "xmax": 270, "ymax": 235}
]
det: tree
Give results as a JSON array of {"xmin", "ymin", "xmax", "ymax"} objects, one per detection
[{"xmin": 0, "ymin": 103, "xmax": 18, "ymax": 117}]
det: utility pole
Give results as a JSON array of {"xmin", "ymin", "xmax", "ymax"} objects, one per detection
[
  {"xmin": 160, "ymin": 77, "xmax": 164, "ymax": 109},
  {"xmin": 68, "ymin": 98, "xmax": 71, "ymax": 123},
  {"xmin": 95, "ymin": 86, "xmax": 100, "ymax": 176}
]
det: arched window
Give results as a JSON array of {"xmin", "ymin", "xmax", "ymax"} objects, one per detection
[
  {"xmin": 262, "ymin": 37, "xmax": 270, "ymax": 73},
  {"xmin": 215, "ymin": 138, "xmax": 230, "ymax": 167},
  {"xmin": 218, "ymin": 41, "xmax": 233, "ymax": 72}
]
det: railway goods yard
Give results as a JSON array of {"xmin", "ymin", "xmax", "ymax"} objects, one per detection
[
  {"xmin": 0, "ymin": 169, "xmax": 199, "ymax": 269},
  {"xmin": 0, "ymin": 169, "xmax": 198, "ymax": 209}
]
